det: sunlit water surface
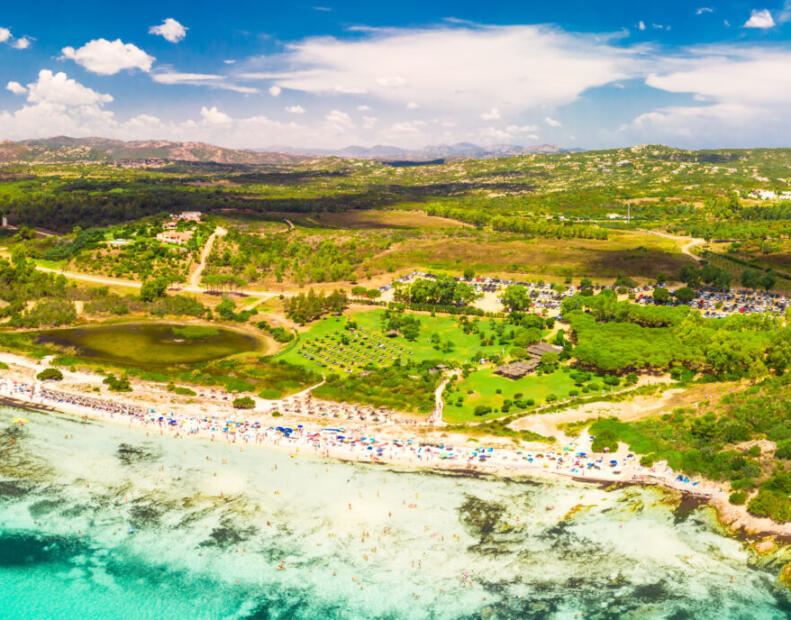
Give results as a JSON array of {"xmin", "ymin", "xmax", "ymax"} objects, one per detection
[{"xmin": 1, "ymin": 404, "xmax": 789, "ymax": 619}]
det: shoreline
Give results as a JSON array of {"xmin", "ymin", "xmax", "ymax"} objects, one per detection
[{"xmin": 0, "ymin": 351, "xmax": 788, "ymax": 541}]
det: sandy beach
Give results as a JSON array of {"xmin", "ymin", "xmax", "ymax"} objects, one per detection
[{"xmin": 0, "ymin": 348, "xmax": 785, "ymax": 539}]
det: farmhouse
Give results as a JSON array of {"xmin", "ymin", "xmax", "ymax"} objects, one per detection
[
  {"xmin": 156, "ymin": 230, "xmax": 194, "ymax": 245},
  {"xmin": 173, "ymin": 211, "xmax": 202, "ymax": 222},
  {"xmin": 495, "ymin": 342, "xmax": 563, "ymax": 379}
]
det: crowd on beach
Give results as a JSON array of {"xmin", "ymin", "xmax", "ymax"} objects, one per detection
[{"xmin": 0, "ymin": 375, "xmax": 724, "ymax": 503}]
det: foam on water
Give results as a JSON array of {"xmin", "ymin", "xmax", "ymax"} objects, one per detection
[{"xmin": 1, "ymin": 404, "xmax": 790, "ymax": 619}]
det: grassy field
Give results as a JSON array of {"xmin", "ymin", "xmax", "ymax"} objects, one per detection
[
  {"xmin": 443, "ymin": 367, "xmax": 578, "ymax": 423},
  {"xmin": 277, "ymin": 309, "xmax": 509, "ymax": 373}
]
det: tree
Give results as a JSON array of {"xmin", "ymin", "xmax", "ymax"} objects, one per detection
[
  {"xmin": 759, "ymin": 271, "xmax": 777, "ymax": 291},
  {"xmin": 139, "ymin": 277, "xmax": 168, "ymax": 302},
  {"xmin": 656, "ymin": 273, "xmax": 667, "ymax": 285},
  {"xmin": 653, "ymin": 287, "xmax": 670, "ymax": 304},
  {"xmin": 741, "ymin": 268, "xmax": 762, "ymax": 290},
  {"xmin": 500, "ymin": 285, "xmax": 530, "ymax": 312},
  {"xmin": 674, "ymin": 287, "xmax": 695, "ymax": 304},
  {"xmin": 463, "ymin": 268, "xmax": 475, "ymax": 280}
]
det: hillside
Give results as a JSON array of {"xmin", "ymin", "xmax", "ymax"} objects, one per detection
[{"xmin": 0, "ymin": 137, "xmax": 305, "ymax": 165}]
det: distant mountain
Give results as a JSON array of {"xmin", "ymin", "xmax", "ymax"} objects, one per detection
[
  {"xmin": 266, "ymin": 142, "xmax": 575, "ymax": 161},
  {"xmin": 0, "ymin": 137, "xmax": 306, "ymax": 165}
]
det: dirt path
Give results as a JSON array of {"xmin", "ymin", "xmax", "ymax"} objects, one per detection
[
  {"xmin": 189, "ymin": 226, "xmax": 226, "ymax": 288},
  {"xmin": 35, "ymin": 266, "xmax": 142, "ymax": 289},
  {"xmin": 640, "ymin": 229, "xmax": 705, "ymax": 262}
]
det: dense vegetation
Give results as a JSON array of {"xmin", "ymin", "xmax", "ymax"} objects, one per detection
[{"xmin": 590, "ymin": 375, "xmax": 791, "ymax": 522}]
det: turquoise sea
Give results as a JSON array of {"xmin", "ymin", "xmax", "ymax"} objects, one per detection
[{"xmin": 1, "ymin": 403, "xmax": 790, "ymax": 619}]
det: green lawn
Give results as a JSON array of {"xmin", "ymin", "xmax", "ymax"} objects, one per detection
[
  {"xmin": 443, "ymin": 367, "xmax": 578, "ymax": 423},
  {"xmin": 277, "ymin": 309, "xmax": 509, "ymax": 374}
]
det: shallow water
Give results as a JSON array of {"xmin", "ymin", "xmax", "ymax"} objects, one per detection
[
  {"xmin": 37, "ymin": 322, "xmax": 260, "ymax": 366},
  {"xmin": 1, "ymin": 404, "xmax": 790, "ymax": 619}
]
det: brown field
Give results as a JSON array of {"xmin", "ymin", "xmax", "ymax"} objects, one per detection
[
  {"xmin": 369, "ymin": 230, "xmax": 697, "ymax": 281},
  {"xmin": 289, "ymin": 209, "xmax": 470, "ymax": 230}
]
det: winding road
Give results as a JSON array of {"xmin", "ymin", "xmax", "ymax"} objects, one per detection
[{"xmin": 640, "ymin": 229, "xmax": 705, "ymax": 262}]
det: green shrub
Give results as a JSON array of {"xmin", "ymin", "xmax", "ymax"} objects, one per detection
[
  {"xmin": 37, "ymin": 368, "xmax": 63, "ymax": 381},
  {"xmin": 232, "ymin": 396, "xmax": 256, "ymax": 409},
  {"xmin": 729, "ymin": 490, "xmax": 748, "ymax": 505}
]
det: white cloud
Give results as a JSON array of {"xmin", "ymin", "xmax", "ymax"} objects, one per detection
[
  {"xmin": 506, "ymin": 124, "xmax": 539, "ymax": 133},
  {"xmin": 0, "ymin": 27, "xmax": 10, "ymax": 43},
  {"xmin": 243, "ymin": 25, "xmax": 635, "ymax": 117},
  {"xmin": 0, "ymin": 70, "xmax": 115, "ymax": 140},
  {"xmin": 779, "ymin": 0, "xmax": 791, "ymax": 23},
  {"xmin": 200, "ymin": 106, "xmax": 231, "ymax": 124},
  {"xmin": 325, "ymin": 109, "xmax": 353, "ymax": 131},
  {"xmin": 545, "ymin": 116, "xmax": 562, "ymax": 127},
  {"xmin": 285, "ymin": 105, "xmax": 305, "ymax": 114},
  {"xmin": 356, "ymin": 105, "xmax": 371, "ymax": 111},
  {"xmin": 269, "ymin": 85, "xmax": 282, "ymax": 96},
  {"xmin": 152, "ymin": 71, "xmax": 258, "ymax": 93},
  {"xmin": 645, "ymin": 47, "xmax": 791, "ymax": 105},
  {"xmin": 481, "ymin": 108, "xmax": 500, "ymax": 120},
  {"xmin": 149, "ymin": 18, "xmax": 187, "ymax": 43},
  {"xmin": 362, "ymin": 116, "xmax": 378, "ymax": 129},
  {"xmin": 696, "ymin": 7, "xmax": 713, "ymax": 15},
  {"xmin": 224, "ymin": 59, "xmax": 236, "ymax": 65},
  {"xmin": 406, "ymin": 101, "xmax": 419, "ymax": 109},
  {"xmin": 6, "ymin": 81, "xmax": 27, "ymax": 95},
  {"xmin": 744, "ymin": 9, "xmax": 775, "ymax": 29},
  {"xmin": 27, "ymin": 70, "xmax": 113, "ymax": 106},
  {"xmin": 389, "ymin": 121, "xmax": 423, "ymax": 133},
  {"xmin": 377, "ymin": 76, "xmax": 407, "ymax": 87},
  {"xmin": 10, "ymin": 36, "xmax": 30, "ymax": 49},
  {"xmin": 638, "ymin": 21, "xmax": 646, "ymax": 31},
  {"xmin": 61, "ymin": 39, "xmax": 154, "ymax": 75}
]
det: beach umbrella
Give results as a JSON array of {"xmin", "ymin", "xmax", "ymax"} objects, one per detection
[{"xmin": 12, "ymin": 417, "xmax": 28, "ymax": 425}]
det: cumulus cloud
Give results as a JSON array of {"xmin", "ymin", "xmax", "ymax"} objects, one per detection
[
  {"xmin": 149, "ymin": 18, "xmax": 187, "ymax": 43},
  {"xmin": 11, "ymin": 36, "xmax": 31, "ymax": 49},
  {"xmin": 0, "ymin": 70, "xmax": 116, "ymax": 140},
  {"xmin": 0, "ymin": 27, "xmax": 9, "ymax": 43},
  {"xmin": 200, "ymin": 106, "xmax": 231, "ymax": 124},
  {"xmin": 362, "ymin": 116, "xmax": 378, "ymax": 129},
  {"xmin": 356, "ymin": 104, "xmax": 371, "ymax": 111},
  {"xmin": 6, "ymin": 81, "xmax": 27, "ymax": 95},
  {"xmin": 545, "ymin": 116, "xmax": 562, "ymax": 127},
  {"xmin": 696, "ymin": 7, "xmax": 713, "ymax": 15},
  {"xmin": 61, "ymin": 39, "xmax": 155, "ymax": 74},
  {"xmin": 325, "ymin": 109, "xmax": 353, "ymax": 130},
  {"xmin": 269, "ymin": 85, "xmax": 282, "ymax": 96},
  {"xmin": 406, "ymin": 101, "xmax": 419, "ymax": 109},
  {"xmin": 744, "ymin": 9, "xmax": 775, "ymax": 29},
  {"xmin": 285, "ymin": 105, "xmax": 305, "ymax": 114},
  {"xmin": 638, "ymin": 21, "xmax": 646, "ymax": 31}
]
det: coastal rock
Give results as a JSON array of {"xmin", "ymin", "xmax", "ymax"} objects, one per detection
[{"xmin": 754, "ymin": 537, "xmax": 777, "ymax": 555}]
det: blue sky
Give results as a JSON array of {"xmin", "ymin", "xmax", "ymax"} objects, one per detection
[{"xmin": 1, "ymin": 1, "xmax": 791, "ymax": 150}]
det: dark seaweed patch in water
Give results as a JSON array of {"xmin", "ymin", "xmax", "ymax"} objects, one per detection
[
  {"xmin": 199, "ymin": 517, "xmax": 258, "ymax": 549},
  {"xmin": 458, "ymin": 495, "xmax": 506, "ymax": 542},
  {"xmin": 28, "ymin": 498, "xmax": 65, "ymax": 517},
  {"xmin": 116, "ymin": 442, "xmax": 159, "ymax": 466},
  {"xmin": 242, "ymin": 586, "xmax": 367, "ymax": 620},
  {"xmin": 129, "ymin": 500, "xmax": 165, "ymax": 528},
  {"xmin": 0, "ymin": 530, "xmax": 88, "ymax": 567},
  {"xmin": 0, "ymin": 479, "xmax": 33, "ymax": 498},
  {"xmin": 672, "ymin": 494, "xmax": 707, "ymax": 524}
]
